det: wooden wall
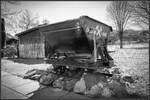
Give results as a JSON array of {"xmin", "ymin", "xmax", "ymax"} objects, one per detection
[
  {"xmin": 18, "ymin": 29, "xmax": 45, "ymax": 58},
  {"xmin": 79, "ymin": 16, "xmax": 112, "ymax": 45}
]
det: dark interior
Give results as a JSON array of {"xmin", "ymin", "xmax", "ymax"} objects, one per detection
[{"xmin": 44, "ymin": 28, "xmax": 94, "ymax": 58}]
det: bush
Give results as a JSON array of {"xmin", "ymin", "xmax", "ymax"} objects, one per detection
[{"xmin": 2, "ymin": 45, "xmax": 18, "ymax": 58}]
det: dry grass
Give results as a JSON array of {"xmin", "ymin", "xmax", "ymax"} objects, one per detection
[{"xmin": 108, "ymin": 43, "xmax": 149, "ymax": 96}]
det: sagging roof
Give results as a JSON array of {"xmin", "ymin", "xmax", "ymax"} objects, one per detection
[
  {"xmin": 16, "ymin": 16, "xmax": 112, "ymax": 37},
  {"xmin": 6, "ymin": 33, "xmax": 18, "ymax": 41}
]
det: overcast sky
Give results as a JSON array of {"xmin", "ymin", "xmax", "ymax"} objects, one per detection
[{"xmin": 9, "ymin": 1, "xmax": 142, "ymax": 31}]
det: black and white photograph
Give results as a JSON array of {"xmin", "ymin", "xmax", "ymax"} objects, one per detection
[{"xmin": 1, "ymin": 1, "xmax": 149, "ymax": 99}]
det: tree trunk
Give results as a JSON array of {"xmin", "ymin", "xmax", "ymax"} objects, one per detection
[
  {"xmin": 119, "ymin": 31, "xmax": 123, "ymax": 48},
  {"xmin": 1, "ymin": 18, "xmax": 6, "ymax": 57},
  {"xmin": 1, "ymin": 18, "xmax": 6, "ymax": 49}
]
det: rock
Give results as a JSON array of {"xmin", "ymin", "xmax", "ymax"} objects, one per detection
[
  {"xmin": 122, "ymin": 76, "xmax": 134, "ymax": 83},
  {"xmin": 125, "ymin": 76, "xmax": 149, "ymax": 97},
  {"xmin": 109, "ymin": 67, "xmax": 122, "ymax": 74},
  {"xmin": 73, "ymin": 77, "xmax": 86, "ymax": 94},
  {"xmin": 108, "ymin": 80, "xmax": 128, "ymax": 97},
  {"xmin": 23, "ymin": 69, "xmax": 46, "ymax": 79},
  {"xmin": 85, "ymin": 82, "xmax": 104, "ymax": 97},
  {"xmin": 112, "ymin": 74, "xmax": 121, "ymax": 81},
  {"xmin": 53, "ymin": 77, "xmax": 64, "ymax": 89},
  {"xmin": 84, "ymin": 73, "xmax": 107, "ymax": 90},
  {"xmin": 23, "ymin": 69, "xmax": 37, "ymax": 79},
  {"xmin": 63, "ymin": 78, "xmax": 79, "ymax": 91},
  {"xmin": 29, "ymin": 74, "xmax": 41, "ymax": 81},
  {"xmin": 101, "ymin": 87, "xmax": 112, "ymax": 97},
  {"xmin": 39, "ymin": 73, "xmax": 58, "ymax": 86}
]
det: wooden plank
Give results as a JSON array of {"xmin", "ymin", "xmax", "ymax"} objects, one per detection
[
  {"xmin": 19, "ymin": 30, "xmax": 45, "ymax": 58},
  {"xmin": 45, "ymin": 58, "xmax": 109, "ymax": 70}
]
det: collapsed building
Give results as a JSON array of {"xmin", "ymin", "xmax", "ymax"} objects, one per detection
[
  {"xmin": 16, "ymin": 16, "xmax": 113, "ymax": 61},
  {"xmin": 17, "ymin": 16, "xmax": 140, "ymax": 98},
  {"xmin": 16, "ymin": 15, "xmax": 114, "ymax": 77}
]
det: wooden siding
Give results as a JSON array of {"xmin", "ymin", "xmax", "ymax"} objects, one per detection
[
  {"xmin": 79, "ymin": 16, "xmax": 112, "ymax": 44},
  {"xmin": 19, "ymin": 29, "xmax": 45, "ymax": 58},
  {"xmin": 17, "ymin": 16, "xmax": 112, "ymax": 58}
]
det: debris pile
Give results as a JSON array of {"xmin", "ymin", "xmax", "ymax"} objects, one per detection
[{"xmin": 22, "ymin": 65, "xmax": 148, "ymax": 98}]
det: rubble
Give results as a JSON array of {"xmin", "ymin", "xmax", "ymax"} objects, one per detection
[
  {"xmin": 101, "ymin": 86, "xmax": 113, "ymax": 97},
  {"xmin": 21, "ymin": 66, "xmax": 148, "ymax": 98},
  {"xmin": 83, "ymin": 73, "xmax": 107, "ymax": 90},
  {"xmin": 63, "ymin": 78, "xmax": 79, "ymax": 91},
  {"xmin": 85, "ymin": 82, "xmax": 104, "ymax": 97},
  {"xmin": 23, "ymin": 69, "xmax": 46, "ymax": 80},
  {"xmin": 107, "ymin": 80, "xmax": 128, "ymax": 97},
  {"xmin": 53, "ymin": 77, "xmax": 64, "ymax": 89},
  {"xmin": 124, "ymin": 75, "xmax": 149, "ymax": 97},
  {"xmin": 39, "ymin": 73, "xmax": 58, "ymax": 86},
  {"xmin": 73, "ymin": 77, "xmax": 86, "ymax": 94}
]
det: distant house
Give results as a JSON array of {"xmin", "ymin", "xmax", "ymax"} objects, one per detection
[
  {"xmin": 6, "ymin": 33, "xmax": 18, "ymax": 46},
  {"xmin": 16, "ymin": 16, "xmax": 112, "ymax": 58}
]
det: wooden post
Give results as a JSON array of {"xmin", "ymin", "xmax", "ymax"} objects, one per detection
[{"xmin": 93, "ymin": 31, "xmax": 97, "ymax": 62}]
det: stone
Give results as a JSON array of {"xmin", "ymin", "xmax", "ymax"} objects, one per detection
[
  {"xmin": 53, "ymin": 77, "xmax": 64, "ymax": 89},
  {"xmin": 108, "ymin": 80, "xmax": 128, "ymax": 97},
  {"xmin": 84, "ymin": 73, "xmax": 107, "ymax": 90},
  {"xmin": 109, "ymin": 67, "xmax": 122, "ymax": 74},
  {"xmin": 73, "ymin": 78, "xmax": 86, "ymax": 94},
  {"xmin": 101, "ymin": 87, "xmax": 112, "ymax": 97},
  {"xmin": 63, "ymin": 78, "xmax": 78, "ymax": 91},
  {"xmin": 29, "ymin": 74, "xmax": 41, "ymax": 81},
  {"xmin": 23, "ymin": 69, "xmax": 46, "ymax": 79},
  {"xmin": 122, "ymin": 76, "xmax": 134, "ymax": 83},
  {"xmin": 85, "ymin": 82, "xmax": 103, "ymax": 97},
  {"xmin": 39, "ymin": 73, "xmax": 58, "ymax": 86}
]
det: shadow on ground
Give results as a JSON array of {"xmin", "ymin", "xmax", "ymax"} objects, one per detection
[
  {"xmin": 28, "ymin": 85, "xmax": 149, "ymax": 100},
  {"xmin": 108, "ymin": 51, "xmax": 116, "ymax": 53},
  {"xmin": 123, "ymin": 47, "xmax": 149, "ymax": 50},
  {"xmin": 7, "ymin": 58, "xmax": 45, "ymax": 65}
]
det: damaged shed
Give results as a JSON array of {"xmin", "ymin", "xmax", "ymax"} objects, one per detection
[{"xmin": 16, "ymin": 16, "xmax": 112, "ymax": 58}]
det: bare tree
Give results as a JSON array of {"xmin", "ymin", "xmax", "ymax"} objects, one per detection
[
  {"xmin": 129, "ymin": 1, "xmax": 149, "ymax": 30},
  {"xmin": 18, "ymin": 9, "xmax": 39, "ymax": 31},
  {"xmin": 107, "ymin": 1, "xmax": 132, "ymax": 48},
  {"xmin": 1, "ymin": 1, "xmax": 21, "ymax": 18},
  {"xmin": 42, "ymin": 19, "xmax": 50, "ymax": 25},
  {"xmin": 1, "ymin": 1, "xmax": 22, "ymax": 35}
]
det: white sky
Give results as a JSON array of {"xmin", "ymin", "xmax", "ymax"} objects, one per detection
[{"xmin": 9, "ymin": 1, "xmax": 142, "ymax": 31}]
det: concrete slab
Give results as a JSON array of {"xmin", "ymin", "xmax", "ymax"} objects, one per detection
[
  {"xmin": 29, "ymin": 87, "xmax": 69, "ymax": 99},
  {"xmin": 4, "ymin": 68, "xmax": 27, "ymax": 76},
  {"xmin": 1, "ymin": 71, "xmax": 11, "ymax": 77},
  {"xmin": 1, "ymin": 73, "xmax": 35, "ymax": 88},
  {"xmin": 13, "ymin": 81, "xmax": 40, "ymax": 95},
  {"xmin": 1, "ymin": 85, "xmax": 28, "ymax": 99}
]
